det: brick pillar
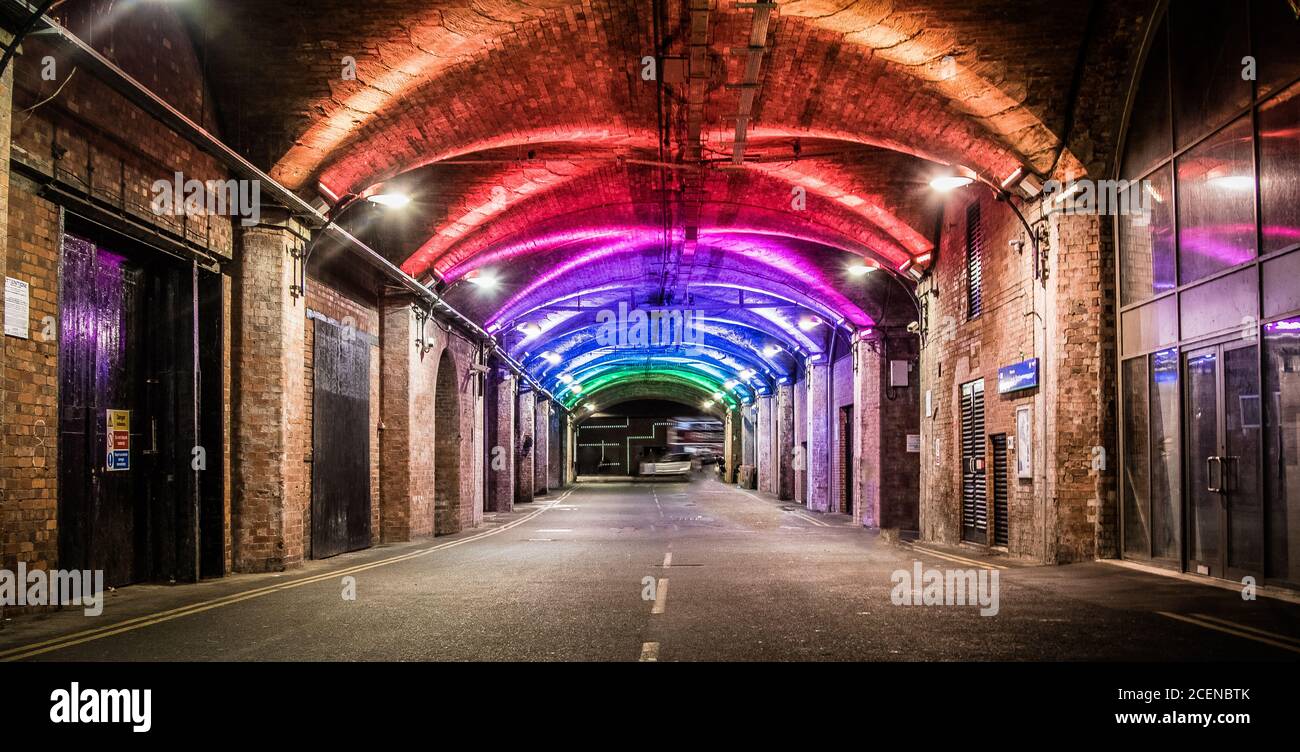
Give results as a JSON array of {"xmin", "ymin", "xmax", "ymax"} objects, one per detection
[
  {"xmin": 1046, "ymin": 211, "xmax": 1115, "ymax": 562},
  {"xmin": 776, "ymin": 384, "xmax": 794, "ymax": 500},
  {"xmin": 806, "ymin": 361, "xmax": 830, "ymax": 512},
  {"xmin": 548, "ymin": 404, "xmax": 563, "ymax": 490},
  {"xmin": 0, "ymin": 30, "xmax": 12, "ymax": 624},
  {"xmin": 755, "ymin": 395, "xmax": 772, "ymax": 493},
  {"xmin": 233, "ymin": 214, "xmax": 308, "ymax": 572},
  {"xmin": 488, "ymin": 369, "xmax": 516, "ymax": 512},
  {"xmin": 854, "ymin": 338, "xmax": 883, "ymax": 527},
  {"xmin": 723, "ymin": 408, "xmax": 741, "ymax": 483},
  {"xmin": 379, "ymin": 298, "xmax": 440, "ymax": 541},
  {"xmin": 516, "ymin": 388, "xmax": 535, "ymax": 503},
  {"xmin": 534, "ymin": 398, "xmax": 549, "ymax": 495}
]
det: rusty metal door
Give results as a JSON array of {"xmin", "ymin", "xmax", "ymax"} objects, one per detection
[{"xmin": 311, "ymin": 319, "xmax": 371, "ymax": 558}]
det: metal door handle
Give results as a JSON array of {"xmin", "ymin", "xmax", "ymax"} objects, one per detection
[
  {"xmin": 1220, "ymin": 455, "xmax": 1237, "ymax": 494},
  {"xmin": 1206, "ymin": 456, "xmax": 1222, "ymax": 494}
]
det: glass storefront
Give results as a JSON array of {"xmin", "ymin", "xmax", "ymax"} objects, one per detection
[{"xmin": 1117, "ymin": 1, "xmax": 1300, "ymax": 586}]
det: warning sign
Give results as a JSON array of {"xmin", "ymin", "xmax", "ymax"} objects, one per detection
[{"xmin": 106, "ymin": 410, "xmax": 130, "ymax": 471}]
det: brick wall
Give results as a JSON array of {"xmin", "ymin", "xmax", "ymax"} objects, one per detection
[
  {"xmin": 1, "ymin": 173, "xmax": 58, "ymax": 574},
  {"xmin": 918, "ymin": 188, "xmax": 1115, "ymax": 563},
  {"xmin": 2, "ymin": 4, "xmax": 236, "ymax": 590}
]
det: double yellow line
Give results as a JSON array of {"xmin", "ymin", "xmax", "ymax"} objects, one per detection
[
  {"xmin": 0, "ymin": 492, "xmax": 568, "ymax": 662},
  {"xmin": 1157, "ymin": 611, "xmax": 1300, "ymax": 655},
  {"xmin": 910, "ymin": 544, "xmax": 1008, "ymax": 570}
]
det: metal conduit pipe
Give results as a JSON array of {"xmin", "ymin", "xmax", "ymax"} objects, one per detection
[{"xmin": 0, "ymin": 0, "xmax": 564, "ymax": 410}]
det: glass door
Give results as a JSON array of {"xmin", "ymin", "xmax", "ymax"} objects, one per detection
[{"xmin": 1183, "ymin": 341, "xmax": 1262, "ymax": 580}]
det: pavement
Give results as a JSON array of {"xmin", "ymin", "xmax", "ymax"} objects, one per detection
[{"xmin": 2, "ymin": 475, "xmax": 1298, "ymax": 661}]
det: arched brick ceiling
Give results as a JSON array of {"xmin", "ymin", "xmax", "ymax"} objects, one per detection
[
  {"xmin": 583, "ymin": 383, "xmax": 728, "ymax": 418},
  {"xmin": 186, "ymin": 0, "xmax": 1147, "ymax": 409},
  {"xmin": 194, "ymin": 0, "xmax": 1096, "ymax": 189}
]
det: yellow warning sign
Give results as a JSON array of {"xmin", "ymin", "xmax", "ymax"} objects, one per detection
[{"xmin": 106, "ymin": 409, "xmax": 131, "ymax": 471}]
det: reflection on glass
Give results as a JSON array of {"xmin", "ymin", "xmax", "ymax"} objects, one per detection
[
  {"xmin": 1265, "ymin": 317, "xmax": 1300, "ymax": 584},
  {"xmin": 1120, "ymin": 17, "xmax": 1171, "ymax": 180},
  {"xmin": 1260, "ymin": 82, "xmax": 1300, "ymax": 254},
  {"xmin": 1151, "ymin": 348, "xmax": 1181, "ymax": 559},
  {"xmin": 1170, "ymin": 0, "xmax": 1251, "ymax": 149},
  {"xmin": 1123, "ymin": 358, "xmax": 1150, "ymax": 557},
  {"xmin": 1176, "ymin": 117, "xmax": 1257, "ymax": 283},
  {"xmin": 1224, "ymin": 345, "xmax": 1262, "ymax": 573},
  {"xmin": 1253, "ymin": 0, "xmax": 1300, "ymax": 99},
  {"xmin": 1186, "ymin": 350, "xmax": 1221, "ymax": 568},
  {"xmin": 1119, "ymin": 165, "xmax": 1175, "ymax": 305}
]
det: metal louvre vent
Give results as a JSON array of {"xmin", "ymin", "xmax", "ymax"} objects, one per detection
[
  {"xmin": 966, "ymin": 201, "xmax": 984, "ymax": 319},
  {"xmin": 991, "ymin": 434, "xmax": 1009, "ymax": 547},
  {"xmin": 961, "ymin": 380, "xmax": 987, "ymax": 544}
]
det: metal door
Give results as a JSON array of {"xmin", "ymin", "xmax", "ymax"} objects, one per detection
[
  {"xmin": 310, "ymin": 319, "xmax": 372, "ymax": 558},
  {"xmin": 1184, "ymin": 341, "xmax": 1262, "ymax": 580}
]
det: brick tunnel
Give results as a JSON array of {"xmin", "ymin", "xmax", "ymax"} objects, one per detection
[{"xmin": 1, "ymin": 0, "xmax": 1300, "ymax": 690}]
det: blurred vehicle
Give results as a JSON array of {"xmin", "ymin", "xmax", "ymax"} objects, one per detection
[{"xmin": 641, "ymin": 452, "xmax": 693, "ymax": 476}]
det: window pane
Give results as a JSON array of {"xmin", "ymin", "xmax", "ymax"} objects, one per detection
[
  {"xmin": 1260, "ymin": 81, "xmax": 1300, "ymax": 254},
  {"xmin": 1123, "ymin": 357, "xmax": 1150, "ymax": 557},
  {"xmin": 1150, "ymin": 347, "xmax": 1181, "ymax": 559},
  {"xmin": 1121, "ymin": 18, "xmax": 1172, "ymax": 180},
  {"xmin": 1179, "ymin": 265, "xmax": 1259, "ymax": 341},
  {"xmin": 1264, "ymin": 317, "xmax": 1300, "ymax": 583},
  {"xmin": 1170, "ymin": 0, "xmax": 1251, "ymax": 149},
  {"xmin": 1253, "ymin": 0, "xmax": 1300, "ymax": 99},
  {"xmin": 1119, "ymin": 165, "xmax": 1175, "ymax": 305},
  {"xmin": 1176, "ymin": 116, "xmax": 1257, "ymax": 283}
]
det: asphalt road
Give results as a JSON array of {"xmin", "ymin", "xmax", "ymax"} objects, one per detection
[{"xmin": 2, "ymin": 476, "xmax": 1298, "ymax": 661}]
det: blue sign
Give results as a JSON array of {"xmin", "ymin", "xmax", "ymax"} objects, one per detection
[
  {"xmin": 998, "ymin": 358, "xmax": 1039, "ymax": 394},
  {"xmin": 108, "ymin": 450, "xmax": 130, "ymax": 471}
]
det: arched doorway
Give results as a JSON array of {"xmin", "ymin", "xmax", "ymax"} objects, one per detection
[{"xmin": 434, "ymin": 349, "xmax": 462, "ymax": 536}]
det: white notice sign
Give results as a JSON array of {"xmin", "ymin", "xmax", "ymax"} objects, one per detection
[
  {"xmin": 4, "ymin": 277, "xmax": 30, "ymax": 339},
  {"xmin": 906, "ymin": 434, "xmax": 921, "ymax": 453}
]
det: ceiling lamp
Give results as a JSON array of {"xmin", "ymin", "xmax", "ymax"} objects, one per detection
[
  {"xmin": 540, "ymin": 351, "xmax": 561, "ymax": 365},
  {"xmin": 763, "ymin": 344, "xmax": 781, "ymax": 357},
  {"xmin": 798, "ymin": 316, "xmax": 822, "ymax": 331},
  {"xmin": 367, "ymin": 191, "xmax": 411, "ymax": 208},
  {"xmin": 466, "ymin": 269, "xmax": 499, "ymax": 290},
  {"xmin": 929, "ymin": 175, "xmax": 974, "ymax": 192},
  {"xmin": 516, "ymin": 322, "xmax": 540, "ymax": 337},
  {"xmin": 848, "ymin": 262, "xmax": 877, "ymax": 276},
  {"xmin": 738, "ymin": 368, "xmax": 756, "ymax": 380},
  {"xmin": 724, "ymin": 379, "xmax": 740, "ymax": 389},
  {"xmin": 558, "ymin": 374, "xmax": 574, "ymax": 384}
]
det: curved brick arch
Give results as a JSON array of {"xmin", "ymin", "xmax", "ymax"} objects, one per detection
[
  {"xmin": 433, "ymin": 347, "xmax": 462, "ymax": 535},
  {"xmin": 218, "ymin": 1, "xmax": 1082, "ymax": 193},
  {"xmin": 585, "ymin": 379, "xmax": 727, "ymax": 419},
  {"xmin": 309, "ymin": 25, "xmax": 1040, "ymax": 201},
  {"xmin": 397, "ymin": 148, "xmax": 936, "ymax": 280}
]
